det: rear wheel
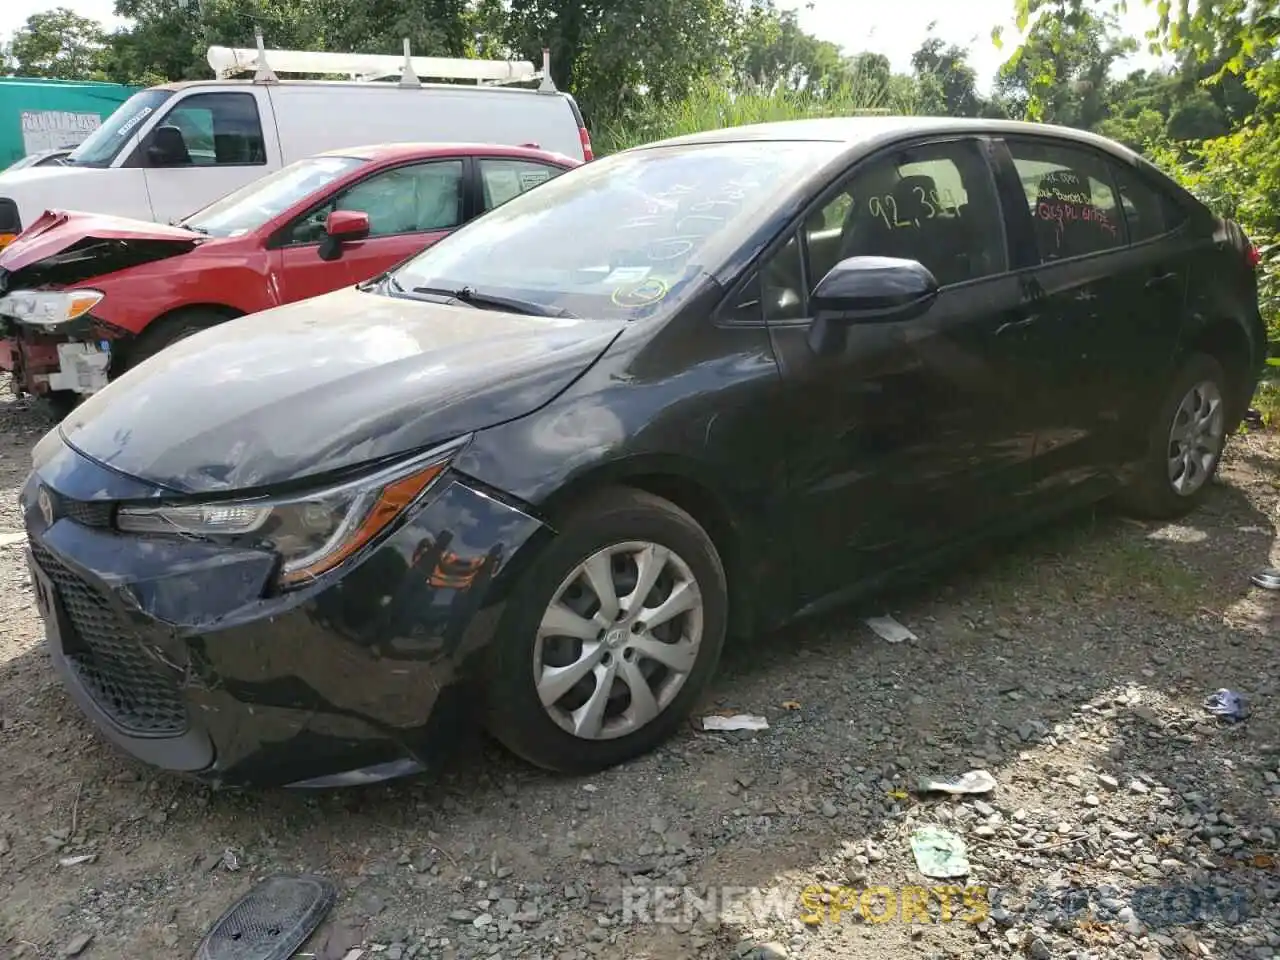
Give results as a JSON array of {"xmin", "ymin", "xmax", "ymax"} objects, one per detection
[
  {"xmin": 1116, "ymin": 352, "xmax": 1230, "ymax": 520},
  {"xmin": 484, "ymin": 487, "xmax": 727, "ymax": 773}
]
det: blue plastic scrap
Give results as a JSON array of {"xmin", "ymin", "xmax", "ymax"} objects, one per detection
[{"xmin": 1202, "ymin": 689, "xmax": 1248, "ymax": 723}]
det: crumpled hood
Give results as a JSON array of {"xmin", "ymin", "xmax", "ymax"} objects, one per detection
[
  {"xmin": 0, "ymin": 210, "xmax": 204, "ymax": 287},
  {"xmin": 0, "ymin": 209, "xmax": 203, "ymax": 271},
  {"xmin": 59, "ymin": 284, "xmax": 625, "ymax": 495}
]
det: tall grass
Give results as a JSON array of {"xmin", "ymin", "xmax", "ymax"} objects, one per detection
[{"xmin": 593, "ymin": 73, "xmax": 918, "ymax": 155}]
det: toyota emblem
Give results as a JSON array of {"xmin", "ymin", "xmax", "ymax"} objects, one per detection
[{"xmin": 37, "ymin": 487, "xmax": 53, "ymax": 526}]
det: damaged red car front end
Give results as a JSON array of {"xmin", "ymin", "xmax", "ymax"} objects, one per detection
[{"xmin": 0, "ymin": 210, "xmax": 203, "ymax": 401}]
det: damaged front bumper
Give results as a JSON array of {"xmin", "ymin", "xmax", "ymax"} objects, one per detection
[
  {"xmin": 22, "ymin": 435, "xmax": 549, "ymax": 788},
  {"xmin": 0, "ymin": 313, "xmax": 113, "ymax": 397}
]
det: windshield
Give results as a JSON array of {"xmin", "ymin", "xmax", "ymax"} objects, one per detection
[
  {"xmin": 181, "ymin": 155, "xmax": 367, "ymax": 237},
  {"xmin": 67, "ymin": 89, "xmax": 174, "ymax": 168},
  {"xmin": 388, "ymin": 140, "xmax": 844, "ymax": 321}
]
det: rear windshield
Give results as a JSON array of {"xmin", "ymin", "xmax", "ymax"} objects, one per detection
[
  {"xmin": 388, "ymin": 139, "xmax": 843, "ymax": 321},
  {"xmin": 66, "ymin": 89, "xmax": 174, "ymax": 168},
  {"xmin": 181, "ymin": 155, "xmax": 367, "ymax": 236}
]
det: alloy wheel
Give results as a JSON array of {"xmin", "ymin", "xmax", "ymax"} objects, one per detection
[
  {"xmin": 1167, "ymin": 378, "xmax": 1225, "ymax": 496},
  {"xmin": 533, "ymin": 541, "xmax": 704, "ymax": 741}
]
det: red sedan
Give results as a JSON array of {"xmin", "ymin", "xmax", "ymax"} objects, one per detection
[{"xmin": 0, "ymin": 142, "xmax": 579, "ymax": 406}]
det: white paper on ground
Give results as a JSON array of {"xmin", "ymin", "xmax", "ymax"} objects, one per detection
[
  {"xmin": 917, "ymin": 769, "xmax": 998, "ymax": 795},
  {"xmin": 864, "ymin": 615, "xmax": 917, "ymax": 643},
  {"xmin": 701, "ymin": 714, "xmax": 769, "ymax": 732}
]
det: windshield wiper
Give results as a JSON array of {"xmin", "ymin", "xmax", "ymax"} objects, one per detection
[
  {"xmin": 167, "ymin": 216, "xmax": 208, "ymax": 234},
  {"xmin": 409, "ymin": 285, "xmax": 576, "ymax": 318}
]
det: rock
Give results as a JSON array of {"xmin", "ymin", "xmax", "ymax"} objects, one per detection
[
  {"xmin": 449, "ymin": 910, "xmax": 477, "ymax": 923},
  {"xmin": 1098, "ymin": 775, "xmax": 1120, "ymax": 792},
  {"xmin": 1027, "ymin": 936, "xmax": 1051, "ymax": 960},
  {"xmin": 821, "ymin": 800, "xmax": 838, "ymax": 818},
  {"xmin": 1129, "ymin": 780, "xmax": 1149, "ymax": 795},
  {"xmin": 61, "ymin": 933, "xmax": 93, "ymax": 957},
  {"xmin": 748, "ymin": 943, "xmax": 789, "ymax": 960},
  {"xmin": 1083, "ymin": 794, "xmax": 1100, "ymax": 807}
]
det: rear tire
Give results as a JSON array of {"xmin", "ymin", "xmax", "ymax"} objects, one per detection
[
  {"xmin": 120, "ymin": 309, "xmax": 227, "ymax": 373},
  {"xmin": 484, "ymin": 487, "xmax": 727, "ymax": 774},
  {"xmin": 1115, "ymin": 352, "xmax": 1230, "ymax": 520}
]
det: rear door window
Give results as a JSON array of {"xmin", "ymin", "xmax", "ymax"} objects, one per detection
[
  {"xmin": 1005, "ymin": 140, "xmax": 1123, "ymax": 261},
  {"xmin": 479, "ymin": 158, "xmax": 567, "ymax": 210},
  {"xmin": 1111, "ymin": 164, "xmax": 1187, "ymax": 243}
]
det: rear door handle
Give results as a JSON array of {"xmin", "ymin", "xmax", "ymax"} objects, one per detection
[
  {"xmin": 996, "ymin": 315, "xmax": 1038, "ymax": 336},
  {"xmin": 1145, "ymin": 271, "xmax": 1178, "ymax": 290}
]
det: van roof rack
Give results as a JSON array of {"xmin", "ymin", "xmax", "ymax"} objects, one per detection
[{"xmin": 207, "ymin": 31, "xmax": 555, "ymax": 91}]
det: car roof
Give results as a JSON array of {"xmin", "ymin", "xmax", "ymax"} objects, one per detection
[
  {"xmin": 315, "ymin": 142, "xmax": 580, "ymax": 165},
  {"xmin": 640, "ymin": 116, "xmax": 1142, "ymax": 164}
]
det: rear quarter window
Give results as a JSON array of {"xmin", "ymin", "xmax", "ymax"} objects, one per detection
[{"xmin": 1112, "ymin": 164, "xmax": 1189, "ymax": 243}]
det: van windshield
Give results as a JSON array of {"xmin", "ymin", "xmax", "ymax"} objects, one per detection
[
  {"xmin": 181, "ymin": 156, "xmax": 367, "ymax": 237},
  {"xmin": 67, "ymin": 89, "xmax": 175, "ymax": 168},
  {"xmin": 388, "ymin": 139, "xmax": 842, "ymax": 321}
]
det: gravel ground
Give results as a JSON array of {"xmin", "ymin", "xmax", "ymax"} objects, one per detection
[{"xmin": 1, "ymin": 390, "xmax": 1278, "ymax": 960}]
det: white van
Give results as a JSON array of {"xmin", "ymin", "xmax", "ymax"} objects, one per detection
[{"xmin": 0, "ymin": 42, "xmax": 591, "ymax": 248}]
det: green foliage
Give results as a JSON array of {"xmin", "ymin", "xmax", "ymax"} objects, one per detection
[
  {"xmin": 912, "ymin": 36, "xmax": 997, "ymax": 117},
  {"xmin": 593, "ymin": 72, "xmax": 917, "ymax": 156},
  {"xmin": 996, "ymin": 6, "xmax": 1135, "ymax": 125},
  {"xmin": 5, "ymin": 7, "xmax": 110, "ymax": 80}
]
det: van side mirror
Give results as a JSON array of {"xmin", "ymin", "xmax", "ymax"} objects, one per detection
[
  {"xmin": 144, "ymin": 125, "xmax": 193, "ymax": 168},
  {"xmin": 807, "ymin": 256, "xmax": 939, "ymax": 355},
  {"xmin": 318, "ymin": 210, "xmax": 370, "ymax": 261}
]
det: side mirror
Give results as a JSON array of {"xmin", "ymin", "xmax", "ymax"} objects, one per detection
[
  {"xmin": 807, "ymin": 256, "xmax": 939, "ymax": 355},
  {"xmin": 318, "ymin": 210, "xmax": 370, "ymax": 261},
  {"xmin": 144, "ymin": 125, "xmax": 192, "ymax": 168}
]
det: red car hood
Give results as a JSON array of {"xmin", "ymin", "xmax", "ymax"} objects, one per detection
[{"xmin": 0, "ymin": 209, "xmax": 205, "ymax": 273}]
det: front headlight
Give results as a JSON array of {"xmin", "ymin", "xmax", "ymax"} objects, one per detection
[
  {"xmin": 0, "ymin": 289, "xmax": 104, "ymax": 325},
  {"xmin": 116, "ymin": 439, "xmax": 467, "ymax": 587}
]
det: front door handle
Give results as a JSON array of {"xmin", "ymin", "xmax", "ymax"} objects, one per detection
[{"xmin": 1145, "ymin": 271, "xmax": 1178, "ymax": 290}]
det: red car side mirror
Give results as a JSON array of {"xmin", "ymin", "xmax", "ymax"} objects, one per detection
[{"xmin": 325, "ymin": 210, "xmax": 370, "ymax": 242}]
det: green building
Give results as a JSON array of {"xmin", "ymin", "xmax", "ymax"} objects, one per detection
[{"xmin": 0, "ymin": 77, "xmax": 142, "ymax": 168}]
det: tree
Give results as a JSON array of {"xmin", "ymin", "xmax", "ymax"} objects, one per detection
[
  {"xmin": 306, "ymin": 0, "xmax": 471, "ymax": 59},
  {"xmin": 8, "ymin": 8, "xmax": 109, "ymax": 80},
  {"xmin": 995, "ymin": 6, "xmax": 1134, "ymax": 126},
  {"xmin": 501, "ymin": 0, "xmax": 739, "ymax": 121},
  {"xmin": 730, "ymin": 0, "xmax": 848, "ymax": 95},
  {"xmin": 108, "ymin": 0, "xmax": 323, "ymax": 83},
  {"xmin": 911, "ymin": 36, "xmax": 987, "ymax": 117}
]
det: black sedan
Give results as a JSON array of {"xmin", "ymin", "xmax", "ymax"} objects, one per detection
[{"xmin": 22, "ymin": 117, "xmax": 1266, "ymax": 788}]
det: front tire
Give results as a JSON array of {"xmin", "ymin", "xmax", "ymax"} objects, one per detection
[
  {"xmin": 1116, "ymin": 352, "xmax": 1230, "ymax": 520},
  {"xmin": 484, "ymin": 487, "xmax": 727, "ymax": 774},
  {"xmin": 120, "ymin": 309, "xmax": 227, "ymax": 373}
]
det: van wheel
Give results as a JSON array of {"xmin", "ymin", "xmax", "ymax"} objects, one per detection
[
  {"xmin": 484, "ymin": 487, "xmax": 727, "ymax": 774},
  {"xmin": 1116, "ymin": 352, "xmax": 1230, "ymax": 520},
  {"xmin": 120, "ymin": 309, "xmax": 228, "ymax": 373}
]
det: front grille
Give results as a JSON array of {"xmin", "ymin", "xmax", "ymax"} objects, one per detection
[
  {"xmin": 31, "ymin": 542, "xmax": 188, "ymax": 737},
  {"xmin": 54, "ymin": 494, "xmax": 114, "ymax": 528}
]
